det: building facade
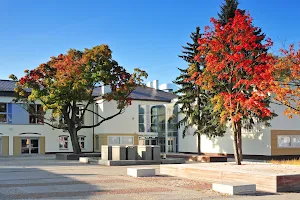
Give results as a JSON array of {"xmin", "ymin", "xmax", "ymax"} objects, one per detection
[
  {"xmin": 0, "ymin": 79, "xmax": 299, "ymax": 157},
  {"xmin": 0, "ymin": 80, "xmax": 178, "ymax": 156}
]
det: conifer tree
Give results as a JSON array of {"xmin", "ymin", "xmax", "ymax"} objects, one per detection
[{"xmin": 174, "ymin": 27, "xmax": 225, "ymax": 155}]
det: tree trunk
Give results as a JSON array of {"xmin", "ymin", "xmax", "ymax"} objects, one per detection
[
  {"xmin": 237, "ymin": 121, "xmax": 243, "ymax": 161},
  {"xmin": 197, "ymin": 133, "xmax": 201, "ymax": 155},
  {"xmin": 232, "ymin": 121, "xmax": 241, "ymax": 165},
  {"xmin": 69, "ymin": 127, "xmax": 81, "ymax": 154}
]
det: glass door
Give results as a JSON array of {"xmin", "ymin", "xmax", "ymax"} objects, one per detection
[
  {"xmin": 21, "ymin": 139, "xmax": 30, "ymax": 154},
  {"xmin": 21, "ymin": 138, "xmax": 39, "ymax": 154},
  {"xmin": 30, "ymin": 139, "xmax": 39, "ymax": 154}
]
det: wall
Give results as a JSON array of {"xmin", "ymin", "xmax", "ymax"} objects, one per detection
[
  {"xmin": 0, "ymin": 96, "xmax": 93, "ymax": 155},
  {"xmin": 200, "ymin": 124, "xmax": 272, "ymax": 156},
  {"xmin": 178, "ymin": 121, "xmax": 272, "ymax": 156},
  {"xmin": 270, "ymin": 104, "xmax": 300, "ymax": 130},
  {"xmin": 177, "ymin": 102, "xmax": 300, "ymax": 156},
  {"xmin": 0, "ymin": 96, "xmax": 172, "ymax": 155},
  {"xmin": 177, "ymin": 112, "xmax": 198, "ymax": 153}
]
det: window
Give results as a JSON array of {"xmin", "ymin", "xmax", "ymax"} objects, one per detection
[
  {"xmin": 150, "ymin": 105, "xmax": 165, "ymax": 135},
  {"xmin": 0, "ymin": 103, "xmax": 7, "ymax": 123},
  {"xmin": 59, "ymin": 135, "xmax": 69, "ymax": 149},
  {"xmin": 108, "ymin": 136, "xmax": 134, "ymax": 145},
  {"xmin": 120, "ymin": 136, "xmax": 134, "ymax": 145},
  {"xmin": 29, "ymin": 104, "xmax": 43, "ymax": 124},
  {"xmin": 278, "ymin": 135, "xmax": 300, "ymax": 148},
  {"xmin": 75, "ymin": 106, "xmax": 84, "ymax": 124},
  {"xmin": 78, "ymin": 135, "xmax": 85, "ymax": 149},
  {"xmin": 138, "ymin": 105, "xmax": 146, "ymax": 132}
]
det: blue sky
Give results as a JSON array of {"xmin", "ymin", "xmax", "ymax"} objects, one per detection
[{"xmin": 0, "ymin": 0, "xmax": 299, "ymax": 84}]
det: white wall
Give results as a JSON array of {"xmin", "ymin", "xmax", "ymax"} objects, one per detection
[
  {"xmin": 270, "ymin": 103, "xmax": 300, "ymax": 130},
  {"xmin": 0, "ymin": 96, "xmax": 93, "ymax": 155},
  {"xmin": 0, "ymin": 125, "xmax": 93, "ymax": 155},
  {"xmin": 178, "ymin": 102, "xmax": 300, "ymax": 156}
]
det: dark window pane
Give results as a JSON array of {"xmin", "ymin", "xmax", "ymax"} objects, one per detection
[
  {"xmin": 158, "ymin": 116, "xmax": 165, "ymax": 124},
  {"xmin": 150, "ymin": 124, "xmax": 157, "ymax": 132},
  {"xmin": 157, "ymin": 106, "xmax": 165, "ymax": 115},
  {"xmin": 0, "ymin": 114, "xmax": 7, "ymax": 123},
  {"xmin": 138, "ymin": 105, "xmax": 145, "ymax": 114},
  {"xmin": 151, "ymin": 116, "xmax": 157, "ymax": 124},
  {"xmin": 151, "ymin": 139, "xmax": 157, "ymax": 145},
  {"xmin": 139, "ymin": 124, "xmax": 145, "ymax": 132},
  {"xmin": 151, "ymin": 107, "xmax": 158, "ymax": 115},
  {"xmin": 0, "ymin": 103, "xmax": 7, "ymax": 112},
  {"xmin": 31, "ymin": 147, "xmax": 38, "ymax": 154},
  {"xmin": 158, "ymin": 124, "xmax": 165, "ymax": 132},
  {"xmin": 31, "ymin": 139, "xmax": 39, "ymax": 148},
  {"xmin": 139, "ymin": 115, "xmax": 144, "ymax": 123}
]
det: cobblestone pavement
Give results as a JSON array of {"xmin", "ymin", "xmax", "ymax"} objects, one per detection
[{"xmin": 0, "ymin": 156, "xmax": 299, "ymax": 200}]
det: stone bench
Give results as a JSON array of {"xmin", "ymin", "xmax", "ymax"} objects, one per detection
[
  {"xmin": 127, "ymin": 168, "xmax": 156, "ymax": 177},
  {"xmin": 212, "ymin": 182, "xmax": 256, "ymax": 195},
  {"xmin": 79, "ymin": 157, "xmax": 89, "ymax": 164}
]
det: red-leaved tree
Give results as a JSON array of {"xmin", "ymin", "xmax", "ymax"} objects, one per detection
[
  {"xmin": 273, "ymin": 44, "xmax": 300, "ymax": 117},
  {"xmin": 194, "ymin": 11, "xmax": 275, "ymax": 165},
  {"xmin": 10, "ymin": 45, "xmax": 147, "ymax": 154}
]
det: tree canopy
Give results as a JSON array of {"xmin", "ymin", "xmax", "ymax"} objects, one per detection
[
  {"xmin": 10, "ymin": 44, "xmax": 147, "ymax": 154},
  {"xmin": 194, "ymin": 11, "xmax": 275, "ymax": 164}
]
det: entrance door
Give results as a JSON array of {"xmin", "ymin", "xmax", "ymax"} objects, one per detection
[{"xmin": 21, "ymin": 138, "xmax": 39, "ymax": 154}]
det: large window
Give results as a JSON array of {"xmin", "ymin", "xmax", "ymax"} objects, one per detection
[
  {"xmin": 0, "ymin": 103, "xmax": 7, "ymax": 123},
  {"xmin": 59, "ymin": 135, "xmax": 69, "ymax": 149},
  {"xmin": 29, "ymin": 104, "xmax": 43, "ymax": 124},
  {"xmin": 150, "ymin": 105, "xmax": 165, "ymax": 135},
  {"xmin": 78, "ymin": 135, "xmax": 85, "ymax": 149},
  {"xmin": 138, "ymin": 105, "xmax": 166, "ymax": 134},
  {"xmin": 139, "ymin": 105, "xmax": 151, "ymax": 132},
  {"xmin": 278, "ymin": 135, "xmax": 300, "ymax": 148},
  {"xmin": 108, "ymin": 136, "xmax": 134, "ymax": 145}
]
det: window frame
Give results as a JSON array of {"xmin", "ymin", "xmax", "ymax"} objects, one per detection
[
  {"xmin": 59, "ymin": 135, "xmax": 69, "ymax": 150},
  {"xmin": 107, "ymin": 136, "xmax": 134, "ymax": 145},
  {"xmin": 277, "ymin": 135, "xmax": 300, "ymax": 148},
  {"xmin": 0, "ymin": 103, "xmax": 8, "ymax": 123},
  {"xmin": 77, "ymin": 135, "xmax": 86, "ymax": 149}
]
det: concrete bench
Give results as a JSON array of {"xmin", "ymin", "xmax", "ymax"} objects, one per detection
[
  {"xmin": 212, "ymin": 182, "xmax": 256, "ymax": 195},
  {"xmin": 127, "ymin": 168, "xmax": 156, "ymax": 177},
  {"xmin": 79, "ymin": 157, "xmax": 89, "ymax": 164}
]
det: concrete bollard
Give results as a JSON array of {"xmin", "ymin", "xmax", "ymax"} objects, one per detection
[
  {"xmin": 151, "ymin": 145, "xmax": 161, "ymax": 161},
  {"xmin": 101, "ymin": 145, "xmax": 112, "ymax": 160},
  {"xmin": 126, "ymin": 146, "xmax": 138, "ymax": 160},
  {"xmin": 112, "ymin": 146, "xmax": 126, "ymax": 161}
]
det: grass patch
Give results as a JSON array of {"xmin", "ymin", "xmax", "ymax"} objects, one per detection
[{"xmin": 270, "ymin": 159, "xmax": 300, "ymax": 165}]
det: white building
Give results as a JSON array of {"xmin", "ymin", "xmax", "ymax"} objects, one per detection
[
  {"xmin": 0, "ymin": 79, "xmax": 299, "ymax": 158},
  {"xmin": 0, "ymin": 80, "xmax": 178, "ymax": 156}
]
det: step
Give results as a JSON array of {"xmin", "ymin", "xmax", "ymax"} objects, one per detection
[
  {"xmin": 212, "ymin": 182, "xmax": 256, "ymax": 195},
  {"xmin": 127, "ymin": 168, "xmax": 156, "ymax": 177}
]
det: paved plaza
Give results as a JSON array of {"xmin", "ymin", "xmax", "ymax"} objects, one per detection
[{"xmin": 0, "ymin": 156, "xmax": 299, "ymax": 200}]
